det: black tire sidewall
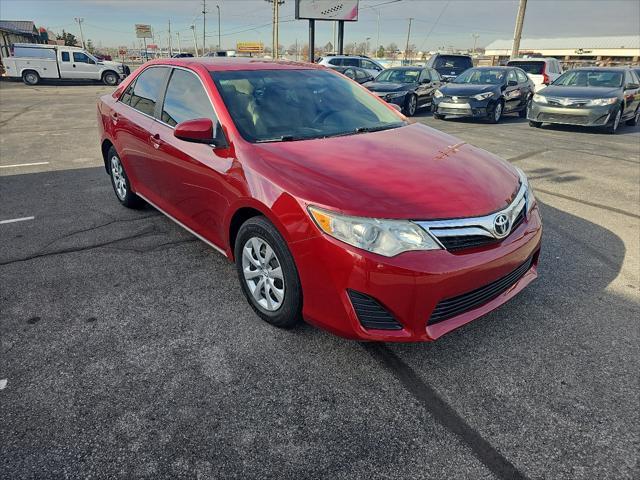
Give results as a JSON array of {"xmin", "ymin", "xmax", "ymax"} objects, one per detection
[
  {"xmin": 234, "ymin": 217, "xmax": 302, "ymax": 328},
  {"xmin": 103, "ymin": 72, "xmax": 118, "ymax": 86},
  {"xmin": 489, "ymin": 100, "xmax": 503, "ymax": 123},
  {"xmin": 404, "ymin": 94, "xmax": 417, "ymax": 116},
  {"xmin": 23, "ymin": 71, "xmax": 39, "ymax": 85}
]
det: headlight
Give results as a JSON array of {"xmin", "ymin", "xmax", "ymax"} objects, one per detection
[
  {"xmin": 587, "ymin": 97, "xmax": 617, "ymax": 106},
  {"xmin": 385, "ymin": 91, "xmax": 408, "ymax": 100},
  {"xmin": 117, "ymin": 66, "xmax": 124, "ymax": 73},
  {"xmin": 472, "ymin": 92, "xmax": 494, "ymax": 101},
  {"xmin": 532, "ymin": 94, "xmax": 547, "ymax": 104},
  {"xmin": 308, "ymin": 206, "xmax": 441, "ymax": 257},
  {"xmin": 433, "ymin": 89, "xmax": 444, "ymax": 98},
  {"xmin": 514, "ymin": 167, "xmax": 536, "ymax": 213}
]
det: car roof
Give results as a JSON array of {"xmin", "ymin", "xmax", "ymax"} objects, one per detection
[
  {"xmin": 508, "ymin": 57, "xmax": 556, "ymax": 62},
  {"xmin": 143, "ymin": 57, "xmax": 324, "ymax": 72},
  {"xmin": 386, "ymin": 66, "xmax": 423, "ymax": 70},
  {"xmin": 323, "ymin": 54, "xmax": 368, "ymax": 58},
  {"xmin": 433, "ymin": 53, "xmax": 471, "ymax": 57},
  {"xmin": 573, "ymin": 66, "xmax": 630, "ymax": 72},
  {"xmin": 470, "ymin": 66, "xmax": 513, "ymax": 70}
]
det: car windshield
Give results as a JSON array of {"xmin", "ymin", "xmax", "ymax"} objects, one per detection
[
  {"xmin": 212, "ymin": 69, "xmax": 405, "ymax": 143},
  {"xmin": 453, "ymin": 68, "xmax": 506, "ymax": 85},
  {"xmin": 552, "ymin": 70, "xmax": 623, "ymax": 88},
  {"xmin": 375, "ymin": 69, "xmax": 421, "ymax": 83},
  {"xmin": 508, "ymin": 61, "xmax": 544, "ymax": 74}
]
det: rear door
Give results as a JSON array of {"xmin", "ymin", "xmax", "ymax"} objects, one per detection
[
  {"xmin": 58, "ymin": 50, "xmax": 74, "ymax": 78},
  {"xmin": 623, "ymin": 70, "xmax": 640, "ymax": 117},
  {"xmin": 146, "ymin": 67, "xmax": 231, "ymax": 246},
  {"xmin": 515, "ymin": 68, "xmax": 533, "ymax": 109},
  {"xmin": 503, "ymin": 69, "xmax": 522, "ymax": 112}
]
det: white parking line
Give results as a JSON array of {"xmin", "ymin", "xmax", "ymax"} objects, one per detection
[
  {"xmin": 0, "ymin": 216, "xmax": 35, "ymax": 225},
  {"xmin": 0, "ymin": 162, "xmax": 50, "ymax": 169}
]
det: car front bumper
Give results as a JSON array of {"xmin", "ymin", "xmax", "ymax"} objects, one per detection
[
  {"xmin": 372, "ymin": 91, "xmax": 408, "ymax": 107},
  {"xmin": 528, "ymin": 102, "xmax": 613, "ymax": 126},
  {"xmin": 290, "ymin": 206, "xmax": 542, "ymax": 342},
  {"xmin": 433, "ymin": 97, "xmax": 496, "ymax": 119}
]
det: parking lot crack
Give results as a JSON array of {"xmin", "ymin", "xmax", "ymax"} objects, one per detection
[{"xmin": 364, "ymin": 344, "xmax": 529, "ymax": 480}]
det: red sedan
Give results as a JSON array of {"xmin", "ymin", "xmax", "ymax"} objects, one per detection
[{"xmin": 97, "ymin": 58, "xmax": 542, "ymax": 342}]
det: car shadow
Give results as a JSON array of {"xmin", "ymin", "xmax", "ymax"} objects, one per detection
[{"xmin": 533, "ymin": 122, "xmax": 639, "ymax": 136}]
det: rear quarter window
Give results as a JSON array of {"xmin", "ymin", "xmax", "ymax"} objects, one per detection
[
  {"xmin": 508, "ymin": 61, "xmax": 545, "ymax": 75},
  {"xmin": 126, "ymin": 67, "xmax": 169, "ymax": 117}
]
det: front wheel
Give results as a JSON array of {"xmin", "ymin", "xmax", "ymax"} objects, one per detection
[
  {"xmin": 22, "ymin": 71, "xmax": 40, "ymax": 86},
  {"xmin": 102, "ymin": 71, "xmax": 119, "ymax": 86},
  {"xmin": 487, "ymin": 101, "xmax": 503, "ymax": 124},
  {"xmin": 625, "ymin": 107, "xmax": 640, "ymax": 127},
  {"xmin": 107, "ymin": 146, "xmax": 144, "ymax": 208},
  {"xmin": 529, "ymin": 120, "xmax": 542, "ymax": 128},
  {"xmin": 604, "ymin": 108, "xmax": 622, "ymax": 134},
  {"xmin": 433, "ymin": 112, "xmax": 445, "ymax": 120},
  {"xmin": 403, "ymin": 94, "xmax": 418, "ymax": 116},
  {"xmin": 235, "ymin": 216, "xmax": 302, "ymax": 329}
]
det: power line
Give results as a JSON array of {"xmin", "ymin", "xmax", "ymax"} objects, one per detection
[{"xmin": 417, "ymin": 0, "xmax": 451, "ymax": 51}]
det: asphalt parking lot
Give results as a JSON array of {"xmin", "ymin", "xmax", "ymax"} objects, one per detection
[{"xmin": 1, "ymin": 79, "xmax": 638, "ymax": 479}]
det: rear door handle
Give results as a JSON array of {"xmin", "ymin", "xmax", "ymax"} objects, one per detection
[{"xmin": 150, "ymin": 133, "xmax": 162, "ymax": 149}]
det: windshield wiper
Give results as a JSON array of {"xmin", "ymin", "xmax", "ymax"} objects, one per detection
[
  {"xmin": 255, "ymin": 135, "xmax": 299, "ymax": 143},
  {"xmin": 354, "ymin": 122, "xmax": 405, "ymax": 134}
]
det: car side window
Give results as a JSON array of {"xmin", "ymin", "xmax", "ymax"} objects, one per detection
[
  {"xmin": 342, "ymin": 68, "xmax": 356, "ymax": 79},
  {"xmin": 73, "ymin": 52, "xmax": 93, "ymax": 64},
  {"xmin": 419, "ymin": 69, "xmax": 430, "ymax": 82},
  {"xmin": 161, "ymin": 68, "xmax": 216, "ymax": 127},
  {"xmin": 430, "ymin": 69, "xmax": 441, "ymax": 81},
  {"xmin": 342, "ymin": 58, "xmax": 359, "ymax": 67},
  {"xmin": 516, "ymin": 69, "xmax": 528, "ymax": 83},
  {"xmin": 355, "ymin": 69, "xmax": 368, "ymax": 81},
  {"xmin": 328, "ymin": 58, "xmax": 341, "ymax": 66},
  {"xmin": 127, "ymin": 67, "xmax": 169, "ymax": 117},
  {"xmin": 361, "ymin": 59, "xmax": 380, "ymax": 71},
  {"xmin": 120, "ymin": 81, "xmax": 136, "ymax": 106},
  {"xmin": 507, "ymin": 69, "xmax": 518, "ymax": 83},
  {"xmin": 61, "ymin": 52, "xmax": 70, "ymax": 62}
]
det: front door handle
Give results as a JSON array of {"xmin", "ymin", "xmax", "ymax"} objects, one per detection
[
  {"xmin": 150, "ymin": 133, "xmax": 162, "ymax": 149},
  {"xmin": 110, "ymin": 112, "xmax": 118, "ymax": 124},
  {"xmin": 72, "ymin": 64, "xmax": 76, "ymax": 68}
]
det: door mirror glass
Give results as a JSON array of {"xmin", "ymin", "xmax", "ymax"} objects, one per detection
[
  {"xmin": 626, "ymin": 83, "xmax": 639, "ymax": 90},
  {"xmin": 174, "ymin": 118, "xmax": 226, "ymax": 147}
]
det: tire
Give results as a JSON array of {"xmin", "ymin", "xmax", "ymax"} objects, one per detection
[
  {"xmin": 107, "ymin": 146, "xmax": 144, "ymax": 208},
  {"xmin": 625, "ymin": 107, "xmax": 640, "ymax": 127},
  {"xmin": 235, "ymin": 216, "xmax": 302, "ymax": 329},
  {"xmin": 604, "ymin": 108, "xmax": 622, "ymax": 134},
  {"xmin": 22, "ymin": 70, "xmax": 40, "ymax": 86},
  {"xmin": 487, "ymin": 100, "xmax": 503, "ymax": 124},
  {"xmin": 529, "ymin": 120, "xmax": 542, "ymax": 128},
  {"xmin": 433, "ymin": 112, "xmax": 445, "ymax": 120},
  {"xmin": 102, "ymin": 71, "xmax": 119, "ymax": 86},
  {"xmin": 404, "ymin": 94, "xmax": 418, "ymax": 116}
]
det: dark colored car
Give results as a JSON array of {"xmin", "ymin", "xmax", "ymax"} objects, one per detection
[
  {"xmin": 528, "ymin": 67, "xmax": 640, "ymax": 134},
  {"xmin": 97, "ymin": 58, "xmax": 541, "ymax": 342},
  {"xmin": 365, "ymin": 66, "xmax": 443, "ymax": 116},
  {"xmin": 433, "ymin": 66, "xmax": 534, "ymax": 123},
  {"xmin": 329, "ymin": 65, "xmax": 375, "ymax": 84},
  {"xmin": 426, "ymin": 53, "xmax": 473, "ymax": 81},
  {"xmin": 172, "ymin": 53, "xmax": 194, "ymax": 58}
]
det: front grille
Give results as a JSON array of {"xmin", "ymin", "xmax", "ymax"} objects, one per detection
[
  {"xmin": 443, "ymin": 96, "xmax": 469, "ymax": 103},
  {"xmin": 429, "ymin": 256, "xmax": 533, "ymax": 325},
  {"xmin": 546, "ymin": 97, "xmax": 589, "ymax": 108},
  {"xmin": 348, "ymin": 290, "xmax": 403, "ymax": 330},
  {"xmin": 439, "ymin": 107, "xmax": 472, "ymax": 115},
  {"xmin": 538, "ymin": 113, "xmax": 591, "ymax": 125}
]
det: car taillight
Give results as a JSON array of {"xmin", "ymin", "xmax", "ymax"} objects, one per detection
[{"xmin": 542, "ymin": 64, "xmax": 550, "ymax": 85}]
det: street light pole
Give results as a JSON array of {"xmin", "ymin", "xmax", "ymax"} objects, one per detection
[
  {"xmin": 216, "ymin": 5, "xmax": 221, "ymax": 51},
  {"xmin": 74, "ymin": 17, "xmax": 85, "ymax": 49},
  {"xmin": 472, "ymin": 33, "xmax": 480, "ymax": 55}
]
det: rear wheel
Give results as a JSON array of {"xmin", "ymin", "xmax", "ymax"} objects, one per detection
[
  {"xmin": 107, "ymin": 146, "xmax": 144, "ymax": 208},
  {"xmin": 604, "ymin": 108, "xmax": 622, "ymax": 134},
  {"xmin": 519, "ymin": 104, "xmax": 528, "ymax": 118},
  {"xmin": 529, "ymin": 120, "xmax": 542, "ymax": 128},
  {"xmin": 404, "ymin": 94, "xmax": 418, "ymax": 116},
  {"xmin": 102, "ymin": 71, "xmax": 119, "ymax": 86},
  {"xmin": 488, "ymin": 101, "xmax": 503, "ymax": 124},
  {"xmin": 235, "ymin": 216, "xmax": 302, "ymax": 329},
  {"xmin": 625, "ymin": 107, "xmax": 640, "ymax": 127},
  {"xmin": 22, "ymin": 70, "xmax": 40, "ymax": 86},
  {"xmin": 433, "ymin": 112, "xmax": 445, "ymax": 120}
]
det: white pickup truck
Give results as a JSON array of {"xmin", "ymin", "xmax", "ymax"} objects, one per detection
[{"xmin": 3, "ymin": 43, "xmax": 129, "ymax": 86}]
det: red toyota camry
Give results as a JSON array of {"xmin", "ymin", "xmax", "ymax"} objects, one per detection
[{"xmin": 97, "ymin": 58, "xmax": 542, "ymax": 342}]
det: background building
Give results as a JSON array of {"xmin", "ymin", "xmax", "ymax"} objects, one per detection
[
  {"xmin": 484, "ymin": 35, "xmax": 640, "ymax": 67},
  {"xmin": 0, "ymin": 20, "xmax": 43, "ymax": 61}
]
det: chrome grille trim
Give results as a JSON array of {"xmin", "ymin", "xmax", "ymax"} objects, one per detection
[{"xmin": 414, "ymin": 181, "xmax": 527, "ymax": 250}]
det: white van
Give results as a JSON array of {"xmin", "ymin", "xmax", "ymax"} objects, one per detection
[
  {"xmin": 506, "ymin": 58, "xmax": 563, "ymax": 91},
  {"xmin": 3, "ymin": 43, "xmax": 129, "ymax": 86}
]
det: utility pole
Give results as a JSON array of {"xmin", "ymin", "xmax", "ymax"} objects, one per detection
[
  {"xmin": 472, "ymin": 33, "xmax": 480, "ymax": 55},
  {"xmin": 511, "ymin": 0, "xmax": 527, "ymax": 59},
  {"xmin": 176, "ymin": 32, "xmax": 182, "ymax": 54},
  {"xmin": 191, "ymin": 24, "xmax": 199, "ymax": 56},
  {"xmin": 376, "ymin": 9, "xmax": 381, "ymax": 56},
  {"xmin": 404, "ymin": 17, "xmax": 413, "ymax": 63},
  {"xmin": 202, "ymin": 0, "xmax": 207, "ymax": 55},
  {"xmin": 74, "ymin": 17, "xmax": 85, "ymax": 49},
  {"xmin": 216, "ymin": 5, "xmax": 221, "ymax": 51},
  {"xmin": 168, "ymin": 20, "xmax": 172, "ymax": 57}
]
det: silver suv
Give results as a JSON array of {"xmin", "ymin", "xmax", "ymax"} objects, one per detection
[{"xmin": 317, "ymin": 55, "xmax": 385, "ymax": 78}]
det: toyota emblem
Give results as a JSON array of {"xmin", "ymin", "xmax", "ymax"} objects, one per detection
[{"xmin": 493, "ymin": 214, "xmax": 510, "ymax": 238}]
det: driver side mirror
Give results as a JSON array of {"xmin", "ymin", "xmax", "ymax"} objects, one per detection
[
  {"xmin": 625, "ymin": 83, "xmax": 639, "ymax": 90},
  {"xmin": 174, "ymin": 118, "xmax": 227, "ymax": 148}
]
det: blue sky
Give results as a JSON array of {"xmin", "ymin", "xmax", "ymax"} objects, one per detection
[{"xmin": 2, "ymin": 0, "xmax": 639, "ymax": 51}]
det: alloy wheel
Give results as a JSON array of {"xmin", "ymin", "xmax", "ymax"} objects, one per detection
[
  {"xmin": 242, "ymin": 236, "xmax": 285, "ymax": 311},
  {"xmin": 494, "ymin": 102, "xmax": 503, "ymax": 122},
  {"xmin": 613, "ymin": 110, "xmax": 621, "ymax": 131},
  {"xmin": 407, "ymin": 95, "xmax": 417, "ymax": 116},
  {"xmin": 110, "ymin": 156, "xmax": 127, "ymax": 200}
]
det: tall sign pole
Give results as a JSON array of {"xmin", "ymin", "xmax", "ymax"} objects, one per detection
[
  {"xmin": 217, "ymin": 5, "xmax": 221, "ymax": 50},
  {"xmin": 511, "ymin": 0, "xmax": 527, "ymax": 59},
  {"xmin": 337, "ymin": 20, "xmax": 344, "ymax": 55},
  {"xmin": 308, "ymin": 19, "xmax": 315, "ymax": 62}
]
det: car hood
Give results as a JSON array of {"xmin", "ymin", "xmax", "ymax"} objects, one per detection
[
  {"xmin": 99, "ymin": 60, "xmax": 124, "ymax": 67},
  {"xmin": 538, "ymin": 85, "xmax": 621, "ymax": 98},
  {"xmin": 366, "ymin": 82, "xmax": 416, "ymax": 93},
  {"xmin": 440, "ymin": 83, "xmax": 501, "ymax": 96},
  {"xmin": 252, "ymin": 123, "xmax": 519, "ymax": 220}
]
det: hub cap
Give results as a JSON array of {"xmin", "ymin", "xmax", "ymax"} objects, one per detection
[
  {"xmin": 494, "ymin": 103, "xmax": 502, "ymax": 121},
  {"xmin": 26, "ymin": 73, "xmax": 37, "ymax": 84},
  {"xmin": 242, "ymin": 237, "xmax": 285, "ymax": 311},
  {"xmin": 408, "ymin": 96, "xmax": 417, "ymax": 115},
  {"xmin": 110, "ymin": 155, "xmax": 127, "ymax": 200},
  {"xmin": 613, "ymin": 110, "xmax": 621, "ymax": 131}
]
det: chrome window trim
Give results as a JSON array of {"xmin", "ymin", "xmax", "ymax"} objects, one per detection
[{"xmin": 414, "ymin": 180, "xmax": 527, "ymax": 243}]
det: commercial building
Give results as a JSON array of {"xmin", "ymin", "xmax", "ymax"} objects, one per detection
[
  {"xmin": 484, "ymin": 35, "xmax": 640, "ymax": 67},
  {"xmin": 0, "ymin": 20, "xmax": 43, "ymax": 61}
]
